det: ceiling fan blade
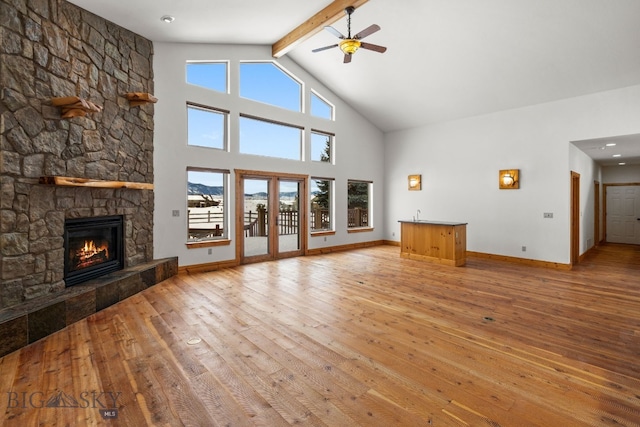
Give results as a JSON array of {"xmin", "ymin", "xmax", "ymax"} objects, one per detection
[
  {"xmin": 354, "ymin": 24, "xmax": 380, "ymax": 40},
  {"xmin": 343, "ymin": 53, "xmax": 352, "ymax": 64},
  {"xmin": 312, "ymin": 44, "xmax": 339, "ymax": 53},
  {"xmin": 360, "ymin": 42, "xmax": 387, "ymax": 53},
  {"xmin": 324, "ymin": 26, "xmax": 345, "ymax": 39}
]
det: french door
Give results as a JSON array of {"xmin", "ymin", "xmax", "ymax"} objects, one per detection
[{"xmin": 235, "ymin": 170, "xmax": 307, "ymax": 264}]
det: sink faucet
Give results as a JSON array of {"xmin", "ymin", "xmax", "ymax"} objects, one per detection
[{"xmin": 416, "ymin": 209, "xmax": 421, "ymax": 221}]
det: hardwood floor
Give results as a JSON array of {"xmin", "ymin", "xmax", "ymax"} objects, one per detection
[{"xmin": 1, "ymin": 244, "xmax": 639, "ymax": 426}]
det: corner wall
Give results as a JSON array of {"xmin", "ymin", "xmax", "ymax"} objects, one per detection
[{"xmin": 384, "ymin": 85, "xmax": 640, "ymax": 264}]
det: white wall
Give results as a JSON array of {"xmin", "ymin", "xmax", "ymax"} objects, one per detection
[
  {"xmin": 384, "ymin": 85, "xmax": 640, "ymax": 264},
  {"xmin": 602, "ymin": 165, "xmax": 640, "ymax": 183},
  {"xmin": 569, "ymin": 145, "xmax": 601, "ymax": 251},
  {"xmin": 153, "ymin": 43, "xmax": 384, "ymax": 266}
]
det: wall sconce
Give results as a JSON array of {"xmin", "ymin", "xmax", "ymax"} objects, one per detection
[
  {"xmin": 408, "ymin": 174, "xmax": 421, "ymax": 191},
  {"xmin": 499, "ymin": 169, "xmax": 519, "ymax": 189}
]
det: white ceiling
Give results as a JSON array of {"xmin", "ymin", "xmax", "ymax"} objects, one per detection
[
  {"xmin": 572, "ymin": 134, "xmax": 640, "ymax": 167},
  {"xmin": 66, "ymin": 0, "xmax": 640, "ymax": 164}
]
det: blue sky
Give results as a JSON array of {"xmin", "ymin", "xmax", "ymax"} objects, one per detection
[{"xmin": 186, "ymin": 62, "xmax": 331, "ymax": 195}]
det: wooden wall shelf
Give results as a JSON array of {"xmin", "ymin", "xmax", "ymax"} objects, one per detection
[
  {"xmin": 51, "ymin": 96, "xmax": 103, "ymax": 118},
  {"xmin": 40, "ymin": 176, "xmax": 154, "ymax": 190},
  {"xmin": 125, "ymin": 92, "xmax": 158, "ymax": 107}
]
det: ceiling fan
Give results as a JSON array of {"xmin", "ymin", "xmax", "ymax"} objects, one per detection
[{"xmin": 312, "ymin": 6, "xmax": 387, "ymax": 63}]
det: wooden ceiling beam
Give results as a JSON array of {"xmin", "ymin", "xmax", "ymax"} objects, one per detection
[{"xmin": 272, "ymin": 0, "xmax": 369, "ymax": 58}]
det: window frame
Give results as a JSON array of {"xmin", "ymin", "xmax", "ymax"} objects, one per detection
[
  {"xmin": 347, "ymin": 179, "xmax": 373, "ymax": 231},
  {"xmin": 186, "ymin": 61, "xmax": 229, "ymax": 94},
  {"xmin": 310, "ymin": 130, "xmax": 334, "ymax": 164},
  {"xmin": 187, "ymin": 103, "xmax": 229, "ymax": 151},
  {"xmin": 186, "ymin": 167, "xmax": 231, "ymax": 248},
  {"xmin": 238, "ymin": 113, "xmax": 303, "ymax": 161},
  {"xmin": 310, "ymin": 90, "xmax": 334, "ymax": 120},
  {"xmin": 310, "ymin": 177, "xmax": 335, "ymax": 235},
  {"xmin": 239, "ymin": 61, "xmax": 303, "ymax": 112}
]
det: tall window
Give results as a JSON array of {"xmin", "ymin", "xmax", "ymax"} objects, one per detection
[
  {"xmin": 239, "ymin": 115, "xmax": 302, "ymax": 160},
  {"xmin": 310, "ymin": 178, "xmax": 333, "ymax": 232},
  {"xmin": 311, "ymin": 131, "xmax": 333, "ymax": 163},
  {"xmin": 240, "ymin": 62, "xmax": 302, "ymax": 112},
  {"xmin": 187, "ymin": 104, "xmax": 227, "ymax": 150},
  {"xmin": 186, "ymin": 62, "xmax": 228, "ymax": 93},
  {"xmin": 187, "ymin": 169, "xmax": 227, "ymax": 241},
  {"xmin": 311, "ymin": 91, "xmax": 334, "ymax": 120},
  {"xmin": 347, "ymin": 180, "xmax": 370, "ymax": 228}
]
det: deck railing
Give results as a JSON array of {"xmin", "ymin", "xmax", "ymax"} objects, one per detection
[
  {"xmin": 347, "ymin": 207, "xmax": 368, "ymax": 228},
  {"xmin": 188, "ymin": 207, "xmax": 364, "ymax": 237}
]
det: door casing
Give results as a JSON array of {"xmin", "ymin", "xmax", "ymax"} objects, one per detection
[{"xmin": 235, "ymin": 169, "xmax": 308, "ymax": 264}]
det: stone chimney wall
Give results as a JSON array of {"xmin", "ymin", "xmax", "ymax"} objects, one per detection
[{"xmin": 0, "ymin": 0, "xmax": 155, "ymax": 309}]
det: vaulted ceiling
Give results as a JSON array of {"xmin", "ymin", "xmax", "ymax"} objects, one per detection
[{"xmin": 67, "ymin": 0, "xmax": 640, "ymax": 163}]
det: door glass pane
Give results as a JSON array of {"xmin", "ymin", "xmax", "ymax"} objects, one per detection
[
  {"xmin": 278, "ymin": 180, "xmax": 300, "ymax": 253},
  {"xmin": 243, "ymin": 179, "xmax": 269, "ymax": 257}
]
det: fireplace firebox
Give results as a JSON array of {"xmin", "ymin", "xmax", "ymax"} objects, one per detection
[{"xmin": 64, "ymin": 215, "xmax": 124, "ymax": 286}]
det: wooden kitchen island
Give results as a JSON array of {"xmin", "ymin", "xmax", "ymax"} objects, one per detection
[{"xmin": 399, "ymin": 220, "xmax": 467, "ymax": 266}]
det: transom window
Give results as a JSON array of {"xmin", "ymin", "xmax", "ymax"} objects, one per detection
[
  {"xmin": 186, "ymin": 62, "xmax": 228, "ymax": 93},
  {"xmin": 240, "ymin": 62, "xmax": 302, "ymax": 112},
  {"xmin": 187, "ymin": 104, "xmax": 227, "ymax": 150},
  {"xmin": 311, "ymin": 131, "xmax": 333, "ymax": 163},
  {"xmin": 239, "ymin": 115, "xmax": 302, "ymax": 160},
  {"xmin": 187, "ymin": 169, "xmax": 228, "ymax": 241},
  {"xmin": 311, "ymin": 91, "xmax": 334, "ymax": 120}
]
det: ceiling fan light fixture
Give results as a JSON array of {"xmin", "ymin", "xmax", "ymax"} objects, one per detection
[{"xmin": 340, "ymin": 39, "xmax": 361, "ymax": 55}]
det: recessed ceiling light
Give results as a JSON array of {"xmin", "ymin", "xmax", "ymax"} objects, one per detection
[
  {"xmin": 612, "ymin": 154, "xmax": 622, "ymax": 157},
  {"xmin": 160, "ymin": 15, "xmax": 175, "ymax": 23},
  {"xmin": 618, "ymin": 162, "xmax": 626, "ymax": 165},
  {"xmin": 605, "ymin": 143, "xmax": 616, "ymax": 147}
]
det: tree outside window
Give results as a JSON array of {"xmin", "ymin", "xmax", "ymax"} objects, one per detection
[
  {"xmin": 311, "ymin": 178, "xmax": 333, "ymax": 231},
  {"xmin": 311, "ymin": 131, "xmax": 332, "ymax": 163},
  {"xmin": 347, "ymin": 181, "xmax": 370, "ymax": 228}
]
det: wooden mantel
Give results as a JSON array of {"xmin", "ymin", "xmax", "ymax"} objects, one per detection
[{"xmin": 39, "ymin": 176, "xmax": 154, "ymax": 190}]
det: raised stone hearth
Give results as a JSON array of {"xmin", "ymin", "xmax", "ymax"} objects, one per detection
[{"xmin": 0, "ymin": 257, "xmax": 177, "ymax": 357}]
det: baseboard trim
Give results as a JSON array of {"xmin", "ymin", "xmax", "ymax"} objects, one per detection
[
  {"xmin": 178, "ymin": 258, "xmax": 239, "ymax": 275},
  {"xmin": 179, "ymin": 241, "xmax": 388, "ymax": 273},
  {"xmin": 467, "ymin": 251, "xmax": 572, "ymax": 270},
  {"xmin": 306, "ymin": 240, "xmax": 385, "ymax": 256},
  {"xmin": 578, "ymin": 244, "xmax": 597, "ymax": 262}
]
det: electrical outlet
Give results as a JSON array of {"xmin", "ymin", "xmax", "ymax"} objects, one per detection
[
  {"xmin": 324, "ymin": 237, "xmax": 327, "ymax": 242},
  {"xmin": 392, "ymin": 232, "xmax": 395, "ymax": 237},
  {"xmin": 172, "ymin": 210, "xmax": 180, "ymax": 217},
  {"xmin": 522, "ymin": 246, "xmax": 527, "ymax": 252},
  {"xmin": 208, "ymin": 248, "xmax": 212, "ymax": 255},
  {"xmin": 543, "ymin": 212, "xmax": 553, "ymax": 219}
]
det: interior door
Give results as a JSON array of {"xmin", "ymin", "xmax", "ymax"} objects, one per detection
[
  {"xmin": 606, "ymin": 185, "xmax": 640, "ymax": 245},
  {"xmin": 236, "ymin": 170, "xmax": 307, "ymax": 264}
]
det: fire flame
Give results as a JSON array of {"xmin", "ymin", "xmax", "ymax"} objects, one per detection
[{"xmin": 74, "ymin": 240, "xmax": 109, "ymax": 268}]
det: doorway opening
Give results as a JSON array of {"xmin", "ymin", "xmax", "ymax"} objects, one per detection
[{"xmin": 570, "ymin": 171, "xmax": 580, "ymax": 265}]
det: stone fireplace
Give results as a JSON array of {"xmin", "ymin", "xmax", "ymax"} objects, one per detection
[{"xmin": 0, "ymin": 0, "xmax": 177, "ymax": 356}]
